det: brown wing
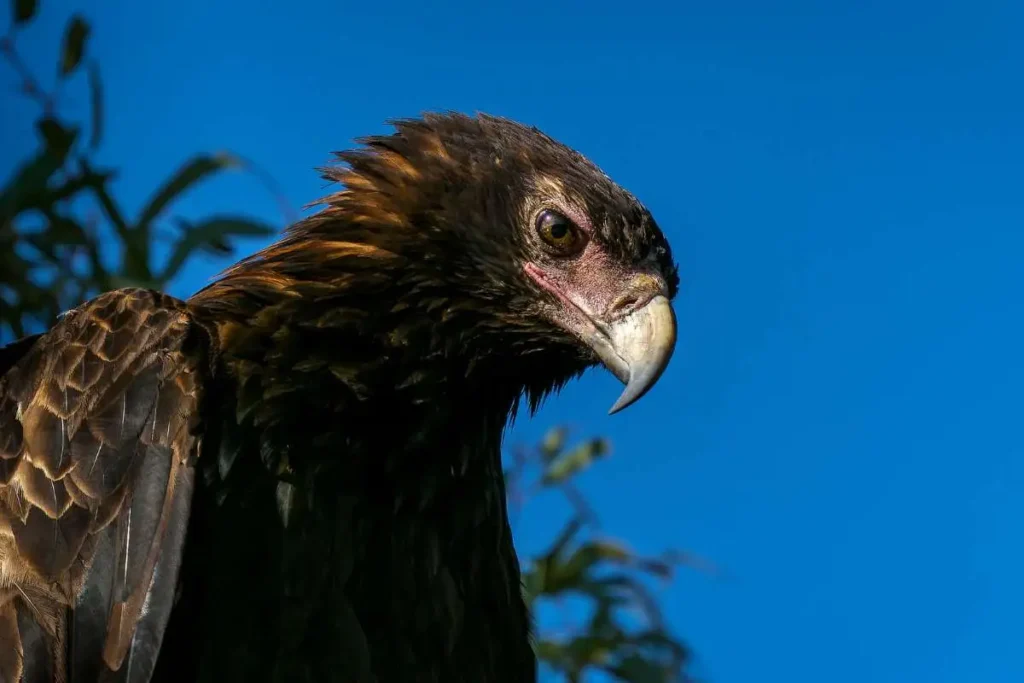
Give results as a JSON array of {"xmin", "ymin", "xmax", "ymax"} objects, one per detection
[{"xmin": 0, "ymin": 288, "xmax": 210, "ymax": 683}]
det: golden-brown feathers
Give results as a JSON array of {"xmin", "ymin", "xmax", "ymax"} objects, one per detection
[{"xmin": 0, "ymin": 288, "xmax": 208, "ymax": 680}]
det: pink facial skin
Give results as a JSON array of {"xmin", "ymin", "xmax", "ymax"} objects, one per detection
[
  {"xmin": 521, "ymin": 198, "xmax": 669, "ymax": 332},
  {"xmin": 519, "ymin": 196, "xmax": 678, "ymax": 414}
]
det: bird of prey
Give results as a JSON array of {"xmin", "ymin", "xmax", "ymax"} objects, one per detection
[{"xmin": 0, "ymin": 112, "xmax": 679, "ymax": 683}]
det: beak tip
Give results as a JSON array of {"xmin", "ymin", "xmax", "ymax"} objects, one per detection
[
  {"xmin": 606, "ymin": 373, "xmax": 660, "ymax": 415},
  {"xmin": 607, "ymin": 399, "xmax": 627, "ymax": 416},
  {"xmin": 604, "ymin": 294, "xmax": 677, "ymax": 415},
  {"xmin": 607, "ymin": 400, "xmax": 630, "ymax": 416},
  {"xmin": 607, "ymin": 379, "xmax": 642, "ymax": 414}
]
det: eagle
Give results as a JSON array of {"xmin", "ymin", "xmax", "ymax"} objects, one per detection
[{"xmin": 0, "ymin": 112, "xmax": 679, "ymax": 683}]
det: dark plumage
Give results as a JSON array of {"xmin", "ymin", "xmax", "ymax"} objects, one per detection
[{"xmin": 0, "ymin": 112, "xmax": 680, "ymax": 682}]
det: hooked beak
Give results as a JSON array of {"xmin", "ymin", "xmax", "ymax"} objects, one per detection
[
  {"xmin": 523, "ymin": 262, "xmax": 677, "ymax": 414},
  {"xmin": 582, "ymin": 294, "xmax": 677, "ymax": 414}
]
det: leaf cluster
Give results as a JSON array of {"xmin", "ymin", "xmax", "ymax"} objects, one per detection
[
  {"xmin": 1, "ymin": 1, "xmax": 276, "ymax": 339},
  {"xmin": 507, "ymin": 427, "xmax": 698, "ymax": 682}
]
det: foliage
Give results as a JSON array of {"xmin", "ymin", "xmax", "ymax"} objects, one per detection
[
  {"xmin": 0, "ymin": 2, "xmax": 277, "ymax": 339},
  {"xmin": 508, "ymin": 427, "xmax": 697, "ymax": 682},
  {"xmin": 0, "ymin": 4, "xmax": 696, "ymax": 682}
]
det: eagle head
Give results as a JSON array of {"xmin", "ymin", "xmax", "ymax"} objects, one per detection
[{"xmin": 211, "ymin": 112, "xmax": 680, "ymax": 414}]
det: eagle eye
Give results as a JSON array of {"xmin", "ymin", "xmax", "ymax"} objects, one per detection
[{"xmin": 536, "ymin": 209, "xmax": 585, "ymax": 255}]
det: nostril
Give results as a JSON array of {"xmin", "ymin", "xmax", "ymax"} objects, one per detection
[{"xmin": 610, "ymin": 293, "xmax": 640, "ymax": 316}]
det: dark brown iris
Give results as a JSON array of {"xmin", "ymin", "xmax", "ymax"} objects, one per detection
[{"xmin": 536, "ymin": 209, "xmax": 585, "ymax": 255}]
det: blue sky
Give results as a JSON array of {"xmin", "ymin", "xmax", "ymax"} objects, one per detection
[{"xmin": 3, "ymin": 0, "xmax": 1024, "ymax": 680}]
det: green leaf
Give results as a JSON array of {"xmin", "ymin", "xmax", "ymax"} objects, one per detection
[
  {"xmin": 87, "ymin": 168, "xmax": 130, "ymax": 240},
  {"xmin": 12, "ymin": 0, "xmax": 37, "ymax": 24},
  {"xmin": 0, "ymin": 150, "xmax": 64, "ymax": 221},
  {"xmin": 585, "ymin": 573, "xmax": 649, "ymax": 607},
  {"xmin": 87, "ymin": 61, "xmax": 103, "ymax": 150},
  {"xmin": 588, "ymin": 539, "xmax": 634, "ymax": 564},
  {"xmin": 541, "ymin": 437, "xmax": 610, "ymax": 485},
  {"xmin": 48, "ymin": 215, "xmax": 88, "ymax": 245},
  {"xmin": 564, "ymin": 634, "xmax": 616, "ymax": 667},
  {"xmin": 36, "ymin": 117, "xmax": 78, "ymax": 162},
  {"xmin": 606, "ymin": 654, "xmax": 671, "ymax": 683},
  {"xmin": 547, "ymin": 544, "xmax": 603, "ymax": 592},
  {"xmin": 520, "ymin": 564, "xmax": 544, "ymax": 606},
  {"xmin": 543, "ymin": 517, "xmax": 583, "ymax": 564},
  {"xmin": 159, "ymin": 215, "xmax": 275, "ymax": 284},
  {"xmin": 0, "ymin": 244, "xmax": 30, "ymax": 285},
  {"xmin": 135, "ymin": 153, "xmax": 243, "ymax": 236},
  {"xmin": 25, "ymin": 214, "xmax": 89, "ymax": 262},
  {"xmin": 59, "ymin": 15, "xmax": 90, "ymax": 77},
  {"xmin": 108, "ymin": 274, "xmax": 158, "ymax": 290},
  {"xmin": 540, "ymin": 425, "xmax": 568, "ymax": 461},
  {"xmin": 1, "ymin": 279, "xmax": 61, "ymax": 339},
  {"xmin": 535, "ymin": 639, "xmax": 575, "ymax": 669},
  {"xmin": 204, "ymin": 236, "xmax": 232, "ymax": 255},
  {"xmin": 24, "ymin": 168, "xmax": 112, "ymax": 212}
]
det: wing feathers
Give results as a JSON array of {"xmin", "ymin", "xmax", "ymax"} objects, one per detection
[
  {"xmin": 11, "ymin": 504, "xmax": 93, "ymax": 582},
  {"xmin": 14, "ymin": 597, "xmax": 56, "ymax": 683},
  {"xmin": 14, "ymin": 460, "xmax": 73, "ymax": 519},
  {"xmin": 69, "ymin": 524, "xmax": 117, "ymax": 683},
  {"xmin": 0, "ymin": 599, "xmax": 24, "ymax": 682},
  {"xmin": 102, "ymin": 456, "xmax": 194, "ymax": 676},
  {"xmin": 0, "ymin": 288, "xmax": 210, "ymax": 683}
]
